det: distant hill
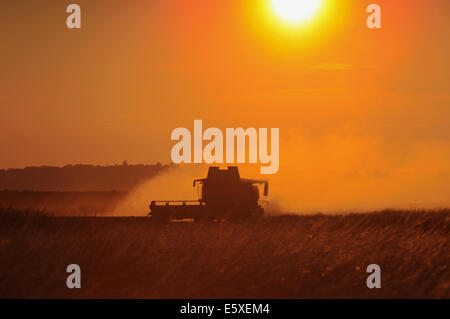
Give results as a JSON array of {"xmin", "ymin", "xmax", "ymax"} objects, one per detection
[{"xmin": 0, "ymin": 163, "xmax": 168, "ymax": 191}]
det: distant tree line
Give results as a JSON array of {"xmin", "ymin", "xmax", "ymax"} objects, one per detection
[{"xmin": 0, "ymin": 163, "xmax": 168, "ymax": 191}]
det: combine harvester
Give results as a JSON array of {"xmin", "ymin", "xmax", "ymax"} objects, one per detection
[{"xmin": 148, "ymin": 166, "xmax": 268, "ymax": 222}]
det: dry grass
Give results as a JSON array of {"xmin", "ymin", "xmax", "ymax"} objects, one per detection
[{"xmin": 0, "ymin": 208, "xmax": 448, "ymax": 298}]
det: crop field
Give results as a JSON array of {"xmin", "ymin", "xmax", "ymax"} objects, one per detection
[
  {"xmin": 0, "ymin": 191, "xmax": 127, "ymax": 216},
  {"xmin": 0, "ymin": 207, "xmax": 448, "ymax": 298}
]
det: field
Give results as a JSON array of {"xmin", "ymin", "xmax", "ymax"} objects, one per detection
[
  {"xmin": 0, "ymin": 207, "xmax": 448, "ymax": 298},
  {"xmin": 0, "ymin": 191, "xmax": 127, "ymax": 216}
]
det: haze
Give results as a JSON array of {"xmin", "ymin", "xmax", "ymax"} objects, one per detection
[{"xmin": 1, "ymin": 0, "xmax": 449, "ymax": 211}]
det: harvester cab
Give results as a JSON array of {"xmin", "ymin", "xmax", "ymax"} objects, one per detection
[{"xmin": 149, "ymin": 166, "xmax": 268, "ymax": 221}]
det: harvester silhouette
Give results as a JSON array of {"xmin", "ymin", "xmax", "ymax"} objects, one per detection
[{"xmin": 148, "ymin": 166, "xmax": 268, "ymax": 221}]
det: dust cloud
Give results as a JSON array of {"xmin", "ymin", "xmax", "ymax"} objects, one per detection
[
  {"xmin": 113, "ymin": 134, "xmax": 450, "ymax": 216},
  {"xmin": 112, "ymin": 164, "xmax": 208, "ymax": 216},
  {"xmin": 265, "ymin": 135, "xmax": 450, "ymax": 214}
]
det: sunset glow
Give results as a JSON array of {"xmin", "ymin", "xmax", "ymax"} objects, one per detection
[
  {"xmin": 271, "ymin": 0, "xmax": 321, "ymax": 23},
  {"xmin": 1, "ymin": 0, "xmax": 449, "ymax": 211}
]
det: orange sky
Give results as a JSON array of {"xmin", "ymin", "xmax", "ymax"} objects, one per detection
[{"xmin": 1, "ymin": 0, "xmax": 449, "ymax": 210}]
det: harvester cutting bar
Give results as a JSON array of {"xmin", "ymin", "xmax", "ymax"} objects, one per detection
[
  {"xmin": 151, "ymin": 200, "xmax": 202, "ymax": 205},
  {"xmin": 149, "ymin": 200, "xmax": 206, "ymax": 220},
  {"xmin": 149, "ymin": 200, "xmax": 204, "ymax": 210}
]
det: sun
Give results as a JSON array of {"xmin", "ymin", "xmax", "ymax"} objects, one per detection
[{"xmin": 271, "ymin": 0, "xmax": 322, "ymax": 24}]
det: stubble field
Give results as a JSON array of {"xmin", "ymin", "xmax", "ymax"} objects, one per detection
[{"xmin": 0, "ymin": 208, "xmax": 448, "ymax": 298}]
